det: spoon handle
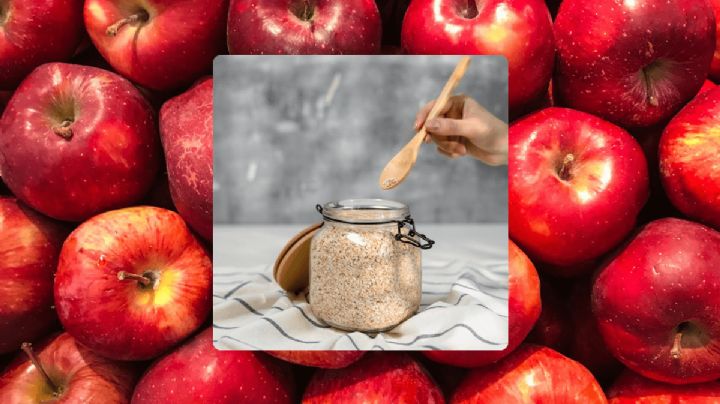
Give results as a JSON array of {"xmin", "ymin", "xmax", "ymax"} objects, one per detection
[
  {"xmin": 412, "ymin": 56, "xmax": 472, "ymax": 147},
  {"xmin": 422, "ymin": 56, "xmax": 472, "ymax": 128}
]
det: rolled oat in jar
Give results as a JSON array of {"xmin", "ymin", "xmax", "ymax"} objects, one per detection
[{"xmin": 309, "ymin": 199, "xmax": 434, "ymax": 332}]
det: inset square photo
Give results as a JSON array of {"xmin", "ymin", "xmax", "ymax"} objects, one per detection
[{"xmin": 213, "ymin": 55, "xmax": 509, "ymax": 351}]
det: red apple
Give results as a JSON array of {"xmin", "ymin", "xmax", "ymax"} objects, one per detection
[
  {"xmin": 0, "ymin": 198, "xmax": 66, "ymax": 354},
  {"xmin": 268, "ymin": 351, "xmax": 364, "ymax": 369},
  {"xmin": 659, "ymin": 86, "xmax": 720, "ymax": 230},
  {"xmin": 302, "ymin": 353, "xmax": 444, "ymax": 403},
  {"xmin": 0, "ymin": 1, "xmax": 84, "ymax": 90},
  {"xmin": 607, "ymin": 370, "xmax": 720, "ymax": 403},
  {"xmin": 710, "ymin": 0, "xmax": 720, "ymax": 81},
  {"xmin": 636, "ymin": 78, "xmax": 713, "ymax": 223},
  {"xmin": 84, "ymin": 0, "xmax": 227, "ymax": 90},
  {"xmin": 423, "ymin": 240, "xmax": 540, "ymax": 368},
  {"xmin": 554, "ymin": 0, "xmax": 715, "ymax": 128},
  {"xmin": 630, "ymin": 80, "xmax": 708, "ymax": 168},
  {"xmin": 593, "ymin": 218, "xmax": 720, "ymax": 384},
  {"xmin": 228, "ymin": 0, "xmax": 382, "ymax": 54},
  {"xmin": 132, "ymin": 328, "xmax": 294, "ymax": 403},
  {"xmin": 0, "ymin": 333, "xmax": 137, "ymax": 403},
  {"xmin": 451, "ymin": 344, "xmax": 607, "ymax": 403},
  {"xmin": 401, "ymin": 0, "xmax": 554, "ymax": 112},
  {"xmin": 0, "ymin": 63, "xmax": 159, "ymax": 222},
  {"xmin": 54, "ymin": 206, "xmax": 211, "ymax": 361},
  {"xmin": 159, "ymin": 77, "xmax": 212, "ymax": 240},
  {"xmin": 509, "ymin": 107, "xmax": 648, "ymax": 270}
]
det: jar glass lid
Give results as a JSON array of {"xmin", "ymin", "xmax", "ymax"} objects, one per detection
[{"xmin": 320, "ymin": 199, "xmax": 409, "ymax": 224}]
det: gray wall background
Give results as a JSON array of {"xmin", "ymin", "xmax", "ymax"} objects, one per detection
[{"xmin": 214, "ymin": 56, "xmax": 508, "ymax": 224}]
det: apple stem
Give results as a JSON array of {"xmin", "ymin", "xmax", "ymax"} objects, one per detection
[
  {"xmin": 0, "ymin": 2, "xmax": 7, "ymax": 25},
  {"xmin": 106, "ymin": 10, "xmax": 149, "ymax": 37},
  {"xmin": 460, "ymin": 0, "xmax": 479, "ymax": 19},
  {"xmin": 558, "ymin": 153, "xmax": 574, "ymax": 180},
  {"xmin": 21, "ymin": 343, "xmax": 60, "ymax": 395},
  {"xmin": 291, "ymin": 0, "xmax": 314, "ymax": 21},
  {"xmin": 648, "ymin": 95, "xmax": 659, "ymax": 107},
  {"xmin": 117, "ymin": 271, "xmax": 152, "ymax": 287},
  {"xmin": 670, "ymin": 331, "xmax": 682, "ymax": 360},
  {"xmin": 303, "ymin": 0, "xmax": 312, "ymax": 20},
  {"xmin": 52, "ymin": 120, "xmax": 73, "ymax": 140},
  {"xmin": 640, "ymin": 65, "xmax": 660, "ymax": 107}
]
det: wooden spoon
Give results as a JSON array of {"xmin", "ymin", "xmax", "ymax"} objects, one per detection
[{"xmin": 379, "ymin": 56, "xmax": 472, "ymax": 190}]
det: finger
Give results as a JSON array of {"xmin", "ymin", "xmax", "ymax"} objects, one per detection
[
  {"xmin": 442, "ymin": 142, "xmax": 467, "ymax": 156},
  {"xmin": 436, "ymin": 146, "xmax": 458, "ymax": 159},
  {"xmin": 414, "ymin": 95, "xmax": 465, "ymax": 130},
  {"xmin": 474, "ymin": 150, "xmax": 506, "ymax": 166},
  {"xmin": 426, "ymin": 117, "xmax": 483, "ymax": 140},
  {"xmin": 452, "ymin": 142, "xmax": 467, "ymax": 155},
  {"xmin": 437, "ymin": 140, "xmax": 466, "ymax": 158},
  {"xmin": 414, "ymin": 99, "xmax": 440, "ymax": 130},
  {"xmin": 447, "ymin": 135, "xmax": 467, "ymax": 155},
  {"xmin": 431, "ymin": 135, "xmax": 467, "ymax": 155},
  {"xmin": 466, "ymin": 142, "xmax": 506, "ymax": 165},
  {"xmin": 446, "ymin": 94, "xmax": 467, "ymax": 120},
  {"xmin": 462, "ymin": 96, "xmax": 486, "ymax": 118}
]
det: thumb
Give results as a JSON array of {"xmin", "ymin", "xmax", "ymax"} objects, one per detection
[{"xmin": 425, "ymin": 117, "xmax": 481, "ymax": 140}]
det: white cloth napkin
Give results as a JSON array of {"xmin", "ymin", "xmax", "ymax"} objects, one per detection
[{"xmin": 213, "ymin": 225, "xmax": 509, "ymax": 350}]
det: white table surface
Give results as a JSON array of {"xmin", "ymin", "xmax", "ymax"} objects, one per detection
[{"xmin": 213, "ymin": 224, "xmax": 508, "ymax": 267}]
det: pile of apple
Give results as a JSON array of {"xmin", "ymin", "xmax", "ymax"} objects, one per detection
[{"xmin": 2, "ymin": 0, "xmax": 720, "ymax": 402}]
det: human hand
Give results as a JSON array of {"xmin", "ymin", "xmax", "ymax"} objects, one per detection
[{"xmin": 414, "ymin": 95, "xmax": 508, "ymax": 165}]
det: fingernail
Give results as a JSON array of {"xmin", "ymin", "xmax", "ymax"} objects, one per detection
[{"xmin": 426, "ymin": 119, "xmax": 439, "ymax": 130}]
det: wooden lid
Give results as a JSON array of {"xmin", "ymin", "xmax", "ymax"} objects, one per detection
[{"xmin": 273, "ymin": 222, "xmax": 322, "ymax": 293}]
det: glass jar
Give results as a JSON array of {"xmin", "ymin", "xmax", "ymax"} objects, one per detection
[{"xmin": 309, "ymin": 199, "xmax": 434, "ymax": 332}]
